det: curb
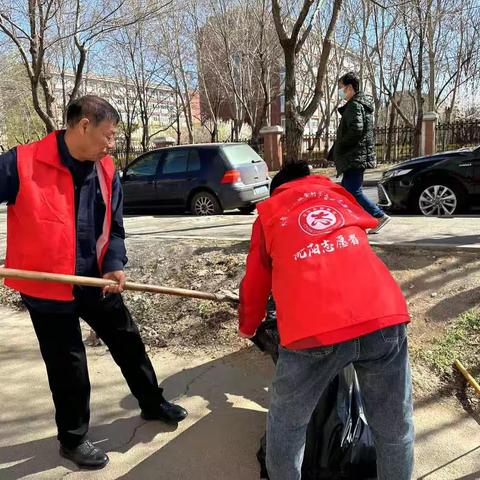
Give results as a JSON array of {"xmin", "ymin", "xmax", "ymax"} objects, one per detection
[
  {"xmin": 370, "ymin": 241, "xmax": 480, "ymax": 253},
  {"xmin": 134, "ymin": 234, "xmax": 480, "ymax": 252}
]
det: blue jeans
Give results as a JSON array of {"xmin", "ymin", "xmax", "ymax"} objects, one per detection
[
  {"xmin": 341, "ymin": 169, "xmax": 384, "ymax": 218},
  {"xmin": 266, "ymin": 324, "xmax": 414, "ymax": 480}
]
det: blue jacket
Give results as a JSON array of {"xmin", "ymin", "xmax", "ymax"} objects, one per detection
[{"xmin": 0, "ymin": 131, "xmax": 127, "ymax": 311}]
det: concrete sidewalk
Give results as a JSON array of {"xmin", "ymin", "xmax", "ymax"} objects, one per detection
[
  {"xmin": 4, "ymin": 186, "xmax": 480, "ymax": 254},
  {"xmin": 0, "ymin": 306, "xmax": 479, "ymax": 479},
  {"xmin": 116, "ymin": 214, "xmax": 480, "ymax": 250}
]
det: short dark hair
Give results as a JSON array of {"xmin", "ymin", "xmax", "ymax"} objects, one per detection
[
  {"xmin": 339, "ymin": 72, "xmax": 360, "ymax": 93},
  {"xmin": 66, "ymin": 95, "xmax": 120, "ymax": 127},
  {"xmin": 270, "ymin": 161, "xmax": 311, "ymax": 194}
]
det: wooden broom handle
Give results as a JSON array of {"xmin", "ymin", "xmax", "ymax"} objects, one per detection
[{"xmin": 0, "ymin": 267, "xmax": 237, "ymax": 303}]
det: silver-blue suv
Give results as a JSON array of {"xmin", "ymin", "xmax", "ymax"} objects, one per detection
[{"xmin": 121, "ymin": 143, "xmax": 270, "ymax": 215}]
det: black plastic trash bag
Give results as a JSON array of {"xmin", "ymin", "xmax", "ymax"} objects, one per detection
[
  {"xmin": 250, "ymin": 297, "xmax": 280, "ymax": 362},
  {"xmin": 251, "ymin": 298, "xmax": 377, "ymax": 480}
]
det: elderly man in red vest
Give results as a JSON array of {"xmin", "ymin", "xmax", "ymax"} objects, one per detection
[
  {"xmin": 239, "ymin": 163, "xmax": 414, "ymax": 480},
  {"xmin": 0, "ymin": 96, "xmax": 187, "ymax": 469}
]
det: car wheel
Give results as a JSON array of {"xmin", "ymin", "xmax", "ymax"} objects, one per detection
[
  {"xmin": 415, "ymin": 181, "xmax": 464, "ymax": 216},
  {"xmin": 238, "ymin": 205, "xmax": 257, "ymax": 215},
  {"xmin": 190, "ymin": 191, "xmax": 223, "ymax": 216}
]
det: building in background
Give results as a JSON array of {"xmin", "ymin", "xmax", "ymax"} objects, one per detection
[
  {"xmin": 198, "ymin": 17, "xmax": 364, "ymax": 143},
  {"xmin": 51, "ymin": 71, "xmax": 200, "ymax": 138}
]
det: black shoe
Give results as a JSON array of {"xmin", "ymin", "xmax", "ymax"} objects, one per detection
[
  {"xmin": 60, "ymin": 440, "xmax": 109, "ymax": 470},
  {"xmin": 141, "ymin": 400, "xmax": 188, "ymax": 423}
]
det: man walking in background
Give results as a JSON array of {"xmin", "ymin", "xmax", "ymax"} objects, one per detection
[{"xmin": 333, "ymin": 72, "xmax": 390, "ymax": 233}]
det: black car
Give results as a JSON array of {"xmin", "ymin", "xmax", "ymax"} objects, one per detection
[
  {"xmin": 120, "ymin": 143, "xmax": 270, "ymax": 215},
  {"xmin": 378, "ymin": 146, "xmax": 480, "ymax": 216}
]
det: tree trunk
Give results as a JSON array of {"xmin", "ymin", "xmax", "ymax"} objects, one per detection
[
  {"xmin": 285, "ymin": 113, "xmax": 305, "ymax": 163},
  {"xmin": 413, "ymin": 57, "xmax": 424, "ymax": 157},
  {"xmin": 176, "ymin": 114, "xmax": 181, "ymax": 145},
  {"xmin": 211, "ymin": 123, "xmax": 218, "ymax": 143},
  {"xmin": 251, "ymin": 84, "xmax": 269, "ymax": 147},
  {"xmin": 413, "ymin": 9, "xmax": 425, "ymax": 158},
  {"xmin": 232, "ymin": 119, "xmax": 242, "ymax": 142},
  {"xmin": 283, "ymin": 44, "xmax": 303, "ymax": 162},
  {"xmin": 69, "ymin": 42, "xmax": 87, "ymax": 104},
  {"xmin": 427, "ymin": 10, "xmax": 436, "ymax": 112},
  {"xmin": 124, "ymin": 133, "xmax": 132, "ymax": 168},
  {"xmin": 272, "ymin": 0, "xmax": 343, "ymax": 163},
  {"xmin": 385, "ymin": 103, "xmax": 396, "ymax": 163},
  {"xmin": 323, "ymin": 111, "xmax": 332, "ymax": 163},
  {"xmin": 413, "ymin": 107, "xmax": 423, "ymax": 157},
  {"xmin": 31, "ymin": 78, "xmax": 56, "ymax": 133},
  {"xmin": 141, "ymin": 113, "xmax": 149, "ymax": 152}
]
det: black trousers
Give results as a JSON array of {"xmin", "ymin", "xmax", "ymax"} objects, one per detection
[{"xmin": 25, "ymin": 293, "xmax": 164, "ymax": 448}]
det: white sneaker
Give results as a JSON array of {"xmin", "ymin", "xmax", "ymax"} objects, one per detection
[{"xmin": 369, "ymin": 214, "xmax": 391, "ymax": 234}]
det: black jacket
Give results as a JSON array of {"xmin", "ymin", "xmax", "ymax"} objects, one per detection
[{"xmin": 333, "ymin": 92, "xmax": 376, "ymax": 175}]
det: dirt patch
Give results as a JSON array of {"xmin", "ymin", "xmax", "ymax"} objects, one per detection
[
  {"xmin": 121, "ymin": 238, "xmax": 250, "ymax": 356},
  {"xmin": 0, "ymin": 239, "xmax": 479, "ymax": 414},
  {"xmin": 368, "ymin": 245, "xmax": 480, "ymax": 416}
]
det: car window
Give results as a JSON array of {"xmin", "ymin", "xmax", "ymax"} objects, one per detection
[
  {"xmin": 161, "ymin": 150, "xmax": 188, "ymax": 174},
  {"xmin": 188, "ymin": 150, "xmax": 202, "ymax": 172},
  {"xmin": 222, "ymin": 144, "xmax": 263, "ymax": 166},
  {"xmin": 199, "ymin": 148, "xmax": 220, "ymax": 163},
  {"xmin": 127, "ymin": 153, "xmax": 159, "ymax": 177}
]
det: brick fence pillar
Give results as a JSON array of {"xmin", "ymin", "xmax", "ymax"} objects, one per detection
[
  {"xmin": 421, "ymin": 112, "xmax": 438, "ymax": 156},
  {"xmin": 260, "ymin": 126, "xmax": 284, "ymax": 171}
]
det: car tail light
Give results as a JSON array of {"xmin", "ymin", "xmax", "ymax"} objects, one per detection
[{"xmin": 221, "ymin": 170, "xmax": 242, "ymax": 184}]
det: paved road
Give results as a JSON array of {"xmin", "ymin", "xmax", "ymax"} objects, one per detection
[
  {"xmin": 2, "ymin": 187, "xmax": 480, "ymax": 257},
  {"xmin": 121, "ymin": 212, "xmax": 480, "ymax": 249}
]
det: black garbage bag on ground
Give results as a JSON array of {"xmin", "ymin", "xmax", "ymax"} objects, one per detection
[{"xmin": 251, "ymin": 298, "xmax": 377, "ymax": 480}]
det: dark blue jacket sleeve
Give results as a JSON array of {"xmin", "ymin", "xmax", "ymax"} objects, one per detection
[
  {"xmin": 0, "ymin": 148, "xmax": 20, "ymax": 204},
  {"xmin": 102, "ymin": 172, "xmax": 128, "ymax": 273}
]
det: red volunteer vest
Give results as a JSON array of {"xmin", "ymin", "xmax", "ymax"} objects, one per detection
[
  {"xmin": 4, "ymin": 131, "xmax": 115, "ymax": 301},
  {"xmin": 256, "ymin": 176, "xmax": 409, "ymax": 347}
]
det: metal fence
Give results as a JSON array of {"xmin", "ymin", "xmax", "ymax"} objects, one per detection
[
  {"xmin": 300, "ymin": 134, "xmax": 335, "ymax": 168},
  {"xmin": 373, "ymin": 125, "xmax": 416, "ymax": 164},
  {"xmin": 112, "ymin": 138, "xmax": 265, "ymax": 168},
  {"xmin": 436, "ymin": 120, "xmax": 480, "ymax": 152},
  {"xmin": 111, "ymin": 120, "xmax": 480, "ymax": 170},
  {"xmin": 286, "ymin": 125, "xmax": 416, "ymax": 168},
  {"xmin": 111, "ymin": 144, "xmax": 154, "ymax": 168}
]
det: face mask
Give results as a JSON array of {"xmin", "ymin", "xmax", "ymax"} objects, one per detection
[{"xmin": 338, "ymin": 88, "xmax": 346, "ymax": 99}]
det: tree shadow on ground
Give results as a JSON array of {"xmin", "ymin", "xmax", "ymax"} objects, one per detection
[
  {"xmin": 417, "ymin": 446, "xmax": 480, "ymax": 480},
  {"xmin": 117, "ymin": 347, "xmax": 272, "ymax": 480},
  {"xmin": 0, "ymin": 348, "xmax": 272, "ymax": 480},
  {"xmin": 0, "ymin": 416, "xmax": 177, "ymax": 480},
  {"xmin": 426, "ymin": 286, "xmax": 480, "ymax": 323}
]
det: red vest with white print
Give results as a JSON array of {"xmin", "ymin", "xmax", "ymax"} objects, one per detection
[
  {"xmin": 256, "ymin": 175, "xmax": 409, "ymax": 347},
  {"xmin": 4, "ymin": 131, "xmax": 114, "ymax": 301}
]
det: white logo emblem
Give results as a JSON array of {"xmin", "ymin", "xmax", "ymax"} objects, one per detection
[{"xmin": 298, "ymin": 205, "xmax": 344, "ymax": 236}]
